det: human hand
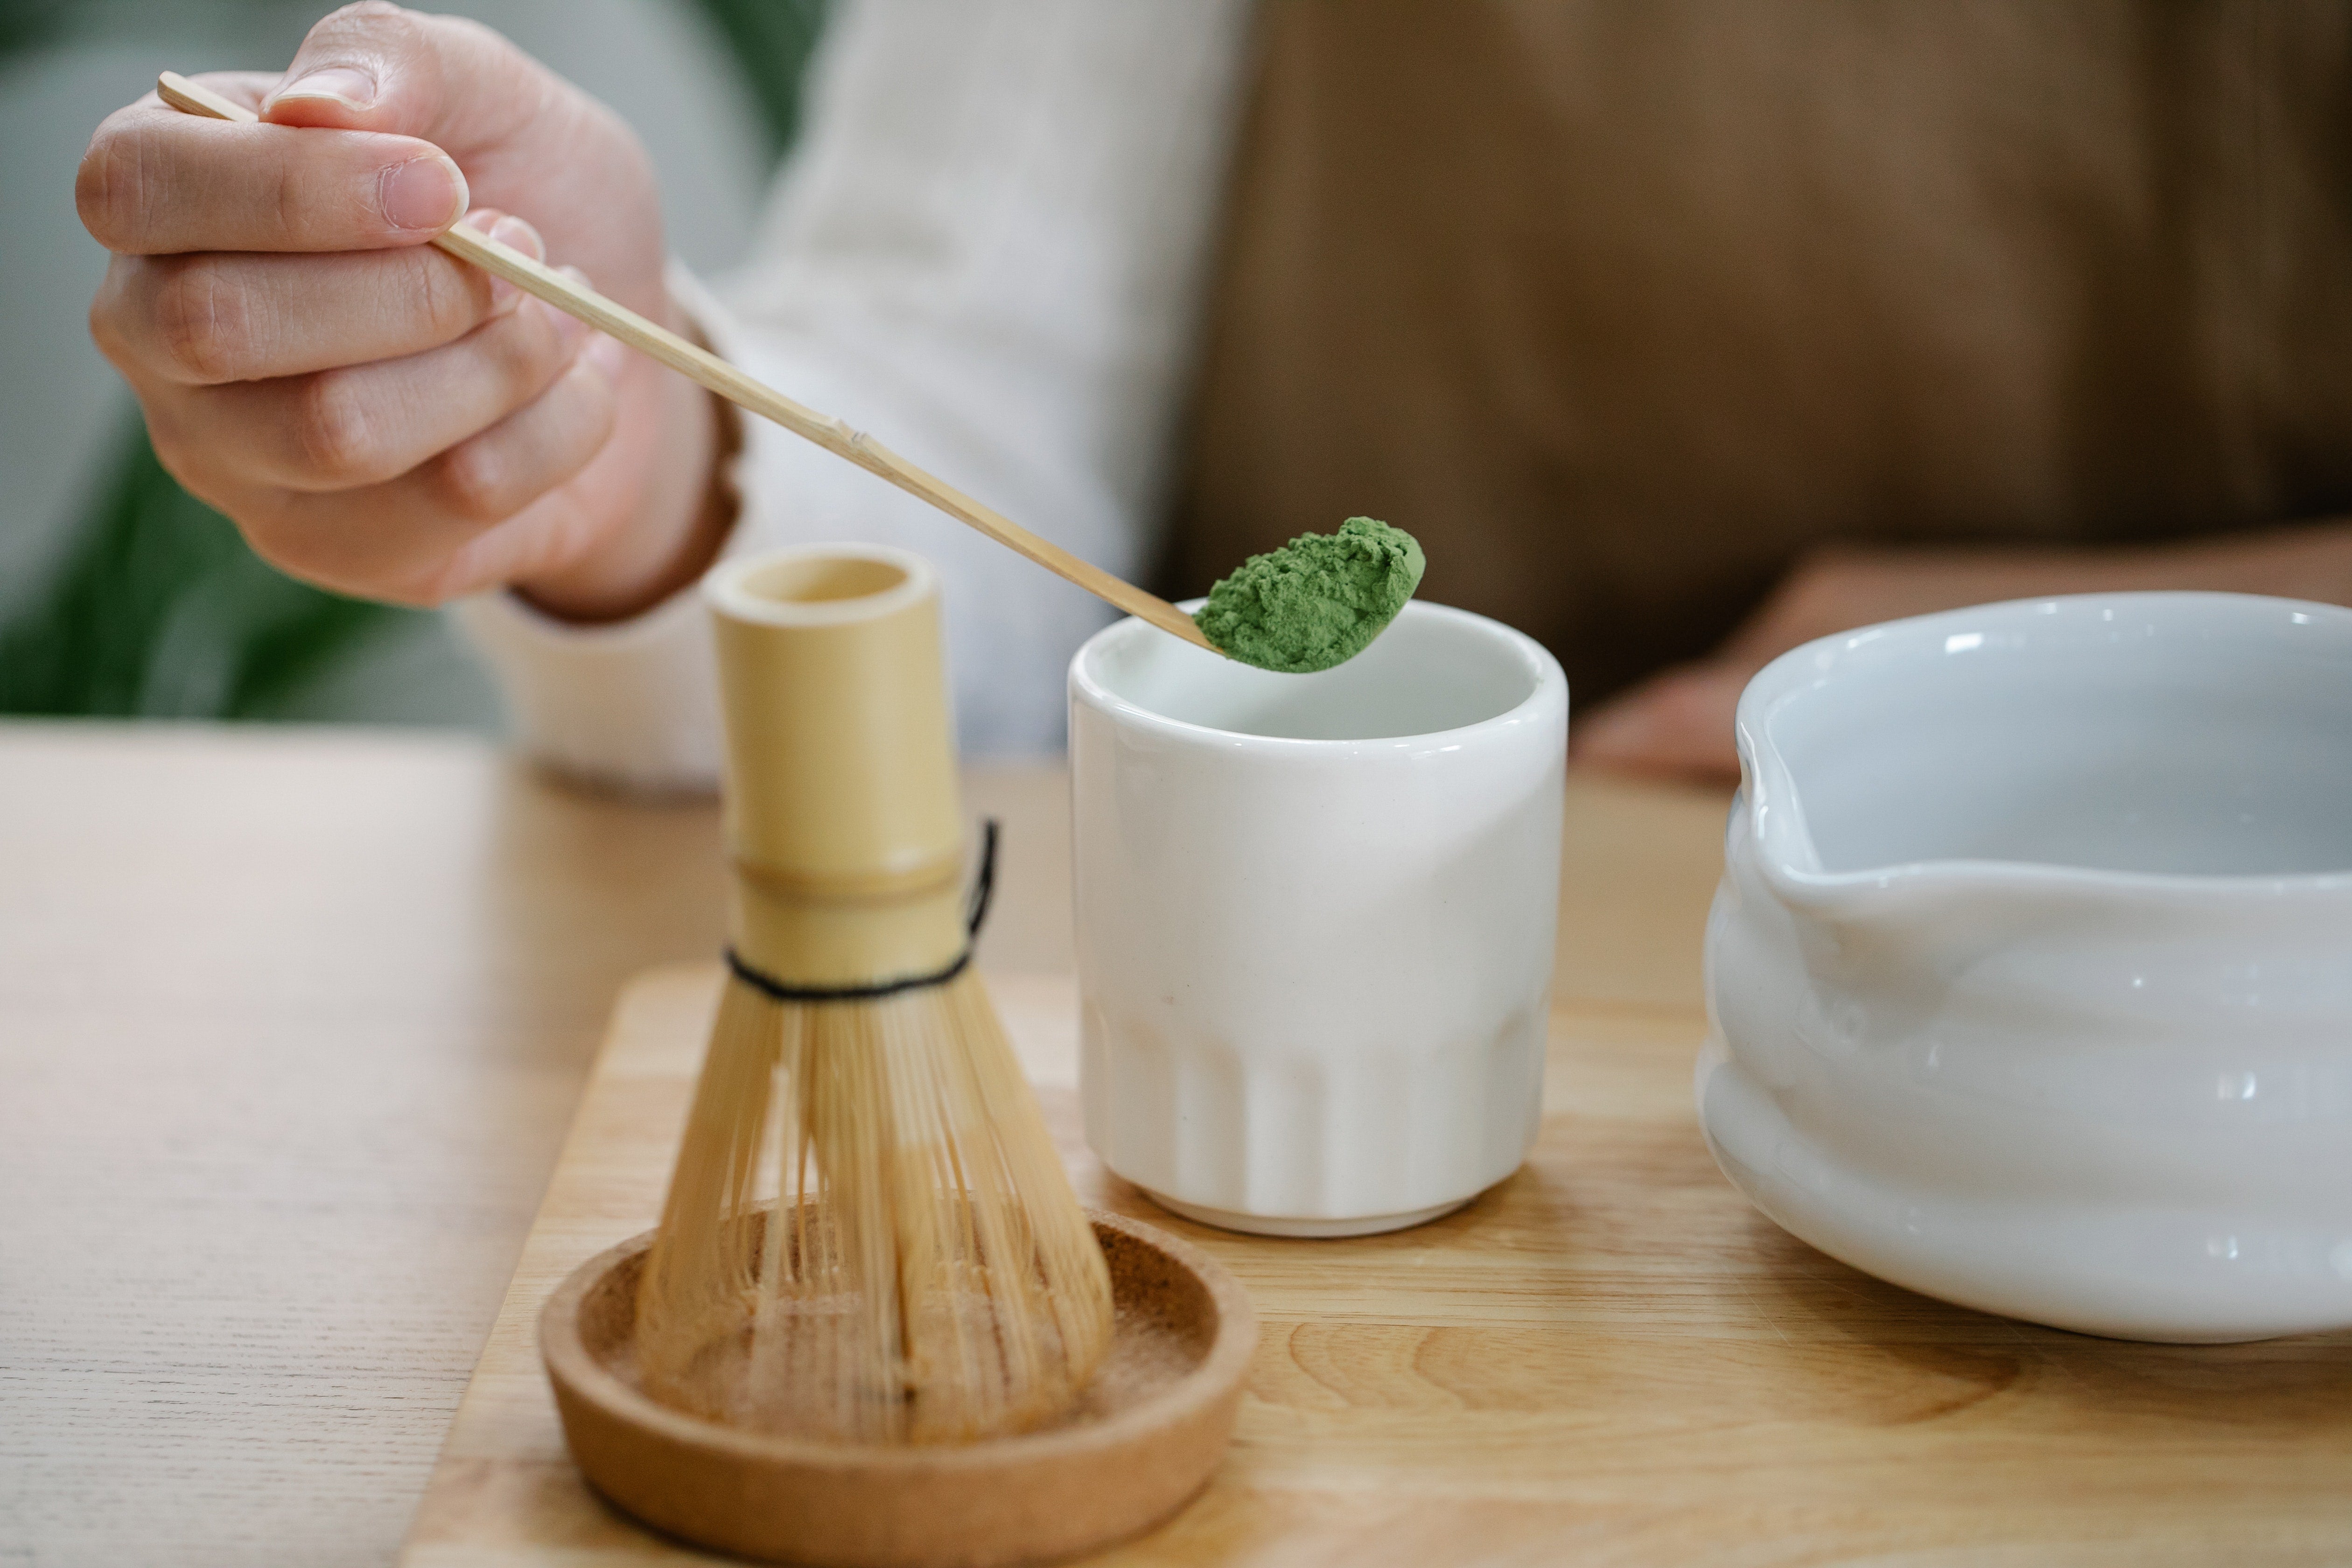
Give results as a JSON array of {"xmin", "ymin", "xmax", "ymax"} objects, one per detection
[
  {"xmin": 79, "ymin": 2, "xmax": 724, "ymax": 622},
  {"xmin": 1568, "ymin": 525, "xmax": 2352, "ymax": 786},
  {"xmin": 1571, "ymin": 545, "xmax": 2019, "ymax": 787}
]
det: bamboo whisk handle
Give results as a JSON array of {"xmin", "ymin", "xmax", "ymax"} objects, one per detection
[{"xmin": 153, "ymin": 70, "xmax": 1221, "ymax": 657}]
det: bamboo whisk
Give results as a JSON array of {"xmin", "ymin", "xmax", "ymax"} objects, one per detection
[{"xmin": 635, "ymin": 545, "xmax": 1112, "ymax": 1444}]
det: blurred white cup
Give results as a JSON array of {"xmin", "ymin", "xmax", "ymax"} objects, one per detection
[{"xmin": 1068, "ymin": 600, "xmax": 1568, "ymax": 1237}]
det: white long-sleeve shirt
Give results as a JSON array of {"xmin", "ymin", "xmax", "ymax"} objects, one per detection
[{"xmin": 453, "ymin": 0, "xmax": 1254, "ymax": 790}]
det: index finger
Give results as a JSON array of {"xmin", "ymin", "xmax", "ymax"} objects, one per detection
[{"xmin": 78, "ymin": 73, "xmax": 468, "ymax": 256}]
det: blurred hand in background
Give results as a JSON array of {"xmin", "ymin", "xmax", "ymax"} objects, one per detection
[
  {"xmin": 78, "ymin": 2, "xmax": 722, "ymax": 625},
  {"xmin": 1572, "ymin": 522, "xmax": 2352, "ymax": 784}
]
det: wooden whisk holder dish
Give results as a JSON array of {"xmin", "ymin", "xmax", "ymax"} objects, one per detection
[{"xmin": 540, "ymin": 1210, "xmax": 1257, "ymax": 1567}]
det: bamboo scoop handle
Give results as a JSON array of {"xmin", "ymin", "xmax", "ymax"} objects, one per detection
[{"xmin": 156, "ymin": 70, "xmax": 1219, "ymax": 655}]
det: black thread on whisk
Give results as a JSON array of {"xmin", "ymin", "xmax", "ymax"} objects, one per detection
[
  {"xmin": 963, "ymin": 817, "xmax": 1000, "ymax": 938},
  {"xmin": 724, "ymin": 819, "xmax": 1001, "ymax": 1004}
]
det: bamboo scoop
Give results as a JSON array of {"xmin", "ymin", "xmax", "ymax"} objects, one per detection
[{"xmin": 155, "ymin": 70, "xmax": 1218, "ymax": 655}]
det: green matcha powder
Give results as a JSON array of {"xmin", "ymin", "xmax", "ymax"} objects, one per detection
[{"xmin": 1193, "ymin": 516, "xmax": 1427, "ymax": 673}]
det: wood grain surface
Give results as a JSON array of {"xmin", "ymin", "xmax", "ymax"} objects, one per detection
[
  {"xmin": 0, "ymin": 721, "xmax": 1730, "ymax": 1567},
  {"xmin": 0, "ymin": 724, "xmax": 1074, "ymax": 1568},
  {"xmin": 401, "ymin": 994, "xmax": 2352, "ymax": 1558}
]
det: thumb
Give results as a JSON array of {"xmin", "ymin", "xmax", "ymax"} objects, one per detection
[{"xmin": 259, "ymin": 1, "xmax": 537, "ymax": 156}]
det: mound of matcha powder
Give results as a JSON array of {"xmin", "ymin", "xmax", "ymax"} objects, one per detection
[{"xmin": 1194, "ymin": 516, "xmax": 1426, "ymax": 673}]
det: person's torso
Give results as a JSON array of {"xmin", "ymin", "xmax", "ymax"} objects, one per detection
[{"xmin": 1171, "ymin": 0, "xmax": 2352, "ymax": 700}]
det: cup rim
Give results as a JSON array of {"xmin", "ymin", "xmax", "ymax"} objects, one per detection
[
  {"xmin": 1069, "ymin": 599, "xmax": 1567, "ymax": 752},
  {"xmin": 1735, "ymin": 591, "xmax": 2352, "ymax": 901}
]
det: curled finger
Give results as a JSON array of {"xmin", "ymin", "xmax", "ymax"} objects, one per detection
[
  {"xmin": 188, "ymin": 291, "xmax": 588, "ymax": 492},
  {"xmin": 235, "ymin": 336, "xmax": 624, "ymax": 602},
  {"xmin": 92, "ymin": 210, "xmax": 545, "ymax": 387}
]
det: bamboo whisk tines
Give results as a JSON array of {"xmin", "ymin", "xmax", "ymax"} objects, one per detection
[{"xmin": 639, "ymin": 975, "xmax": 1108, "ymax": 1441}]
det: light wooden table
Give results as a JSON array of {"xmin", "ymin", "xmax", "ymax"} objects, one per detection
[
  {"xmin": 0, "ymin": 721, "xmax": 1728, "ymax": 1568},
  {"xmin": 402, "ymin": 816, "xmax": 2352, "ymax": 1563}
]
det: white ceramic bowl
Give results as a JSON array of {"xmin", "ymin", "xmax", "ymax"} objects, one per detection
[
  {"xmin": 1701, "ymin": 592, "xmax": 2352, "ymax": 1342},
  {"xmin": 1070, "ymin": 601, "xmax": 1567, "ymax": 1237}
]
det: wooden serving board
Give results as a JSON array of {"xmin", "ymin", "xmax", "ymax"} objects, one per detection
[{"xmin": 400, "ymin": 964, "xmax": 2352, "ymax": 1567}]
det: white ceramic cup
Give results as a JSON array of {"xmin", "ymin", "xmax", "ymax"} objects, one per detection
[{"xmin": 1068, "ymin": 601, "xmax": 1568, "ymax": 1237}]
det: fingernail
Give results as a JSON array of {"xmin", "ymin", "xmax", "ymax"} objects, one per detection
[
  {"xmin": 459, "ymin": 210, "xmax": 505, "ymax": 282},
  {"xmin": 381, "ymin": 153, "xmax": 467, "ymax": 232},
  {"xmin": 489, "ymin": 214, "xmax": 545, "ymax": 261},
  {"xmin": 272, "ymin": 65, "xmax": 376, "ymax": 111},
  {"xmin": 533, "ymin": 296, "xmax": 589, "ymax": 350},
  {"xmin": 464, "ymin": 213, "xmax": 543, "ymax": 312},
  {"xmin": 582, "ymin": 333, "xmax": 627, "ymax": 382}
]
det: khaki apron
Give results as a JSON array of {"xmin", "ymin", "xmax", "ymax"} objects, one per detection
[{"xmin": 1170, "ymin": 0, "xmax": 2352, "ymax": 703}]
